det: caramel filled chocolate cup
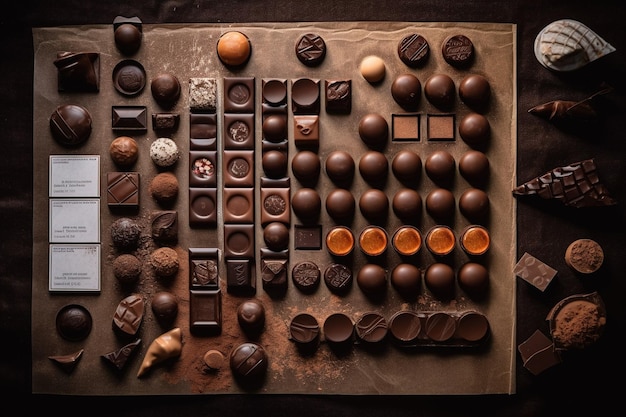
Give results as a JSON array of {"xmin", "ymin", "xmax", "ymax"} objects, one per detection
[
  {"xmin": 358, "ymin": 226, "xmax": 388, "ymax": 257},
  {"xmin": 326, "ymin": 226, "xmax": 355, "ymax": 257},
  {"xmin": 425, "ymin": 225, "xmax": 456, "ymax": 256},
  {"xmin": 459, "ymin": 225, "xmax": 490, "ymax": 256},
  {"xmin": 392, "ymin": 226, "xmax": 422, "ymax": 256}
]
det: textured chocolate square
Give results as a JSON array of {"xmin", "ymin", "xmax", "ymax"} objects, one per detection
[
  {"xmin": 189, "ymin": 289, "xmax": 222, "ymax": 335},
  {"xmin": 427, "ymin": 114, "xmax": 455, "ymax": 140},
  {"xmin": 189, "ymin": 247, "xmax": 219, "ymax": 289},
  {"xmin": 293, "ymin": 115, "xmax": 319, "ymax": 147},
  {"xmin": 392, "ymin": 113, "xmax": 420, "ymax": 141},
  {"xmin": 223, "ymin": 113, "xmax": 255, "ymax": 150},
  {"xmin": 152, "ymin": 113, "xmax": 180, "ymax": 131},
  {"xmin": 189, "ymin": 151, "xmax": 217, "ymax": 187},
  {"xmin": 224, "ymin": 77, "xmax": 255, "ymax": 113},
  {"xmin": 223, "ymin": 150, "xmax": 254, "ymax": 187},
  {"xmin": 189, "ymin": 188, "xmax": 217, "ymax": 227},
  {"xmin": 325, "ymin": 79, "xmax": 351, "ymax": 114},
  {"xmin": 513, "ymin": 252, "xmax": 558, "ymax": 291},
  {"xmin": 294, "ymin": 224, "xmax": 322, "ymax": 250},
  {"xmin": 112, "ymin": 106, "xmax": 147, "ymax": 131},
  {"xmin": 107, "ymin": 172, "xmax": 139, "ymax": 208},
  {"xmin": 223, "ymin": 188, "xmax": 254, "ymax": 223},
  {"xmin": 260, "ymin": 248, "xmax": 289, "ymax": 292},
  {"xmin": 151, "ymin": 210, "xmax": 178, "ymax": 243},
  {"xmin": 189, "ymin": 78, "xmax": 217, "ymax": 113},
  {"xmin": 226, "ymin": 258, "xmax": 256, "ymax": 295},
  {"xmin": 224, "ymin": 224, "xmax": 255, "ymax": 258},
  {"xmin": 260, "ymin": 187, "xmax": 290, "ymax": 225}
]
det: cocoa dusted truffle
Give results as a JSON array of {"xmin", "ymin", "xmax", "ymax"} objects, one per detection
[
  {"xmin": 150, "ymin": 247, "xmax": 179, "ymax": 277},
  {"xmin": 217, "ymin": 31, "xmax": 252, "ymax": 67},
  {"xmin": 151, "ymin": 73, "xmax": 181, "ymax": 107},
  {"xmin": 391, "ymin": 74, "xmax": 421, "ymax": 110},
  {"xmin": 424, "ymin": 74, "xmax": 455, "ymax": 110},
  {"xmin": 113, "ymin": 253, "xmax": 142, "ymax": 284},
  {"xmin": 565, "ymin": 239, "xmax": 604, "ymax": 274},
  {"xmin": 110, "ymin": 136, "xmax": 139, "ymax": 167},
  {"xmin": 151, "ymin": 291, "xmax": 178, "ymax": 324},
  {"xmin": 110, "ymin": 217, "xmax": 141, "ymax": 250},
  {"xmin": 149, "ymin": 172, "xmax": 179, "ymax": 205}
]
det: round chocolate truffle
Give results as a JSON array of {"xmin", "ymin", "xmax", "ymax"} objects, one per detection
[
  {"xmin": 114, "ymin": 23, "xmax": 142, "ymax": 55},
  {"xmin": 358, "ymin": 113, "xmax": 389, "ymax": 149},
  {"xmin": 291, "ymin": 188, "xmax": 321, "ymax": 221},
  {"xmin": 425, "ymin": 312, "xmax": 456, "ymax": 342},
  {"xmin": 262, "ymin": 114, "xmax": 287, "ymax": 142},
  {"xmin": 397, "ymin": 33, "xmax": 429, "ymax": 67},
  {"xmin": 359, "ymin": 55, "xmax": 386, "ymax": 83},
  {"xmin": 110, "ymin": 217, "xmax": 141, "ymax": 250},
  {"xmin": 291, "ymin": 150, "xmax": 321, "ymax": 183},
  {"xmin": 459, "ymin": 150, "xmax": 490, "ymax": 185},
  {"xmin": 355, "ymin": 312, "xmax": 388, "ymax": 343},
  {"xmin": 392, "ymin": 150, "xmax": 422, "ymax": 182},
  {"xmin": 150, "ymin": 73, "xmax": 181, "ymax": 106},
  {"xmin": 295, "ymin": 33, "xmax": 326, "ymax": 66},
  {"xmin": 424, "ymin": 263, "xmax": 455, "ymax": 299},
  {"xmin": 150, "ymin": 247, "xmax": 179, "ymax": 277},
  {"xmin": 263, "ymin": 221, "xmax": 290, "ymax": 251},
  {"xmin": 217, "ymin": 31, "xmax": 251, "ymax": 67},
  {"xmin": 459, "ymin": 74, "xmax": 491, "ymax": 111},
  {"xmin": 391, "ymin": 263, "xmax": 421, "ymax": 299},
  {"xmin": 324, "ymin": 263, "xmax": 353, "ymax": 294},
  {"xmin": 56, "ymin": 304, "xmax": 92, "ymax": 341},
  {"xmin": 392, "ymin": 188, "xmax": 422, "ymax": 220},
  {"xmin": 388, "ymin": 310, "xmax": 421, "ymax": 344},
  {"xmin": 458, "ymin": 188, "xmax": 490, "ymax": 221},
  {"xmin": 113, "ymin": 253, "xmax": 142, "ymax": 284},
  {"xmin": 357, "ymin": 264, "xmax": 387, "ymax": 296},
  {"xmin": 149, "ymin": 172, "xmax": 179, "ymax": 205},
  {"xmin": 424, "ymin": 74, "xmax": 455, "ymax": 110},
  {"xmin": 229, "ymin": 342, "xmax": 268, "ymax": 382},
  {"xmin": 325, "ymin": 150, "xmax": 355, "ymax": 183},
  {"xmin": 110, "ymin": 136, "xmax": 139, "ymax": 167},
  {"xmin": 458, "ymin": 262, "xmax": 489, "ymax": 298},
  {"xmin": 150, "ymin": 137, "xmax": 180, "ymax": 167},
  {"xmin": 325, "ymin": 188, "xmax": 356, "ymax": 220},
  {"xmin": 262, "ymin": 150, "xmax": 288, "ymax": 178},
  {"xmin": 323, "ymin": 313, "xmax": 354, "ymax": 344},
  {"xmin": 359, "ymin": 189, "xmax": 389, "ymax": 221},
  {"xmin": 459, "ymin": 113, "xmax": 490, "ymax": 146},
  {"xmin": 292, "ymin": 261, "xmax": 321, "ymax": 293},
  {"xmin": 425, "ymin": 188, "xmax": 455, "ymax": 221},
  {"xmin": 425, "ymin": 150, "xmax": 456, "ymax": 184},
  {"xmin": 359, "ymin": 150, "xmax": 389, "ymax": 183},
  {"xmin": 442, "ymin": 34, "xmax": 475, "ymax": 68},
  {"xmin": 391, "ymin": 74, "xmax": 421, "ymax": 110},
  {"xmin": 151, "ymin": 291, "xmax": 178, "ymax": 323},
  {"xmin": 49, "ymin": 104, "xmax": 92, "ymax": 147},
  {"xmin": 237, "ymin": 299, "xmax": 266, "ymax": 334}
]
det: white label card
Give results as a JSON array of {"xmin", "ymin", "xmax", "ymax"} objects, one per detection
[
  {"xmin": 49, "ymin": 244, "xmax": 101, "ymax": 292},
  {"xmin": 49, "ymin": 155, "xmax": 100, "ymax": 198},
  {"xmin": 49, "ymin": 199, "xmax": 100, "ymax": 243}
]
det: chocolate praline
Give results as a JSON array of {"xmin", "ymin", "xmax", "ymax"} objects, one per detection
[
  {"xmin": 113, "ymin": 253, "xmax": 142, "ymax": 284},
  {"xmin": 325, "ymin": 150, "xmax": 355, "ymax": 183},
  {"xmin": 459, "ymin": 150, "xmax": 490, "ymax": 185},
  {"xmin": 263, "ymin": 221, "xmax": 290, "ymax": 251},
  {"xmin": 262, "ymin": 150, "xmax": 288, "ymax": 178},
  {"xmin": 392, "ymin": 150, "xmax": 422, "ymax": 182},
  {"xmin": 424, "ymin": 263, "xmax": 455, "ymax": 299},
  {"xmin": 325, "ymin": 188, "xmax": 356, "ymax": 220},
  {"xmin": 217, "ymin": 31, "xmax": 252, "ymax": 67},
  {"xmin": 457, "ymin": 262, "xmax": 489, "ymax": 298},
  {"xmin": 359, "ymin": 189, "xmax": 389, "ymax": 221},
  {"xmin": 262, "ymin": 114, "xmax": 287, "ymax": 142},
  {"xmin": 397, "ymin": 33, "xmax": 430, "ymax": 67},
  {"xmin": 151, "ymin": 291, "xmax": 179, "ymax": 323},
  {"xmin": 237, "ymin": 299, "xmax": 266, "ymax": 334},
  {"xmin": 110, "ymin": 136, "xmax": 139, "ymax": 167},
  {"xmin": 425, "ymin": 150, "xmax": 456, "ymax": 184},
  {"xmin": 49, "ymin": 104, "xmax": 92, "ymax": 147},
  {"xmin": 356, "ymin": 264, "xmax": 387, "ymax": 296},
  {"xmin": 295, "ymin": 33, "xmax": 326, "ymax": 66},
  {"xmin": 359, "ymin": 150, "xmax": 388, "ymax": 183},
  {"xmin": 229, "ymin": 342, "xmax": 267, "ymax": 382},
  {"xmin": 458, "ymin": 188, "xmax": 490, "ymax": 221},
  {"xmin": 392, "ymin": 188, "xmax": 422, "ymax": 220},
  {"xmin": 442, "ymin": 34, "xmax": 475, "ymax": 68},
  {"xmin": 391, "ymin": 263, "xmax": 421, "ymax": 298},
  {"xmin": 323, "ymin": 313, "xmax": 354, "ymax": 344},
  {"xmin": 424, "ymin": 74, "xmax": 455, "ymax": 110},
  {"xmin": 290, "ymin": 313, "xmax": 320, "ymax": 353},
  {"xmin": 150, "ymin": 247, "xmax": 179, "ymax": 277},
  {"xmin": 56, "ymin": 304, "xmax": 92, "ymax": 341},
  {"xmin": 151, "ymin": 73, "xmax": 181, "ymax": 106},
  {"xmin": 110, "ymin": 217, "xmax": 141, "ymax": 250},
  {"xmin": 391, "ymin": 74, "xmax": 421, "ymax": 110},
  {"xmin": 291, "ymin": 188, "xmax": 321, "ymax": 221},
  {"xmin": 459, "ymin": 74, "xmax": 491, "ymax": 111},
  {"xmin": 388, "ymin": 310, "xmax": 421, "ymax": 344},
  {"xmin": 292, "ymin": 150, "xmax": 321, "ymax": 183},
  {"xmin": 355, "ymin": 312, "xmax": 388, "ymax": 343},
  {"xmin": 425, "ymin": 188, "xmax": 455, "ymax": 221},
  {"xmin": 459, "ymin": 113, "xmax": 490, "ymax": 146},
  {"xmin": 114, "ymin": 23, "xmax": 142, "ymax": 55},
  {"xmin": 358, "ymin": 113, "xmax": 389, "ymax": 149},
  {"xmin": 292, "ymin": 261, "xmax": 321, "ymax": 293}
]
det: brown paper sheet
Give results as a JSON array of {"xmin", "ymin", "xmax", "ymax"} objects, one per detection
[{"xmin": 32, "ymin": 22, "xmax": 517, "ymax": 395}]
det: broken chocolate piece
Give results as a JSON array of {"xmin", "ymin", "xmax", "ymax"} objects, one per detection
[
  {"xmin": 101, "ymin": 339, "xmax": 141, "ymax": 371},
  {"xmin": 518, "ymin": 330, "xmax": 561, "ymax": 376},
  {"xmin": 48, "ymin": 349, "xmax": 84, "ymax": 374},
  {"xmin": 513, "ymin": 252, "xmax": 558, "ymax": 292},
  {"xmin": 512, "ymin": 158, "xmax": 617, "ymax": 207}
]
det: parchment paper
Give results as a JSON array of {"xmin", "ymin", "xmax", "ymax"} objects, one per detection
[{"xmin": 32, "ymin": 22, "xmax": 516, "ymax": 395}]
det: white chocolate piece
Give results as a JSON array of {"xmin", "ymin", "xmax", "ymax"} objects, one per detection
[
  {"xmin": 137, "ymin": 327, "xmax": 183, "ymax": 377},
  {"xmin": 149, "ymin": 137, "xmax": 180, "ymax": 167},
  {"xmin": 359, "ymin": 55, "xmax": 386, "ymax": 83}
]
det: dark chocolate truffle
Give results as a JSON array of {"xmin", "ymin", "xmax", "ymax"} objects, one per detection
[
  {"xmin": 356, "ymin": 264, "xmax": 387, "ymax": 296},
  {"xmin": 262, "ymin": 150, "xmax": 288, "ymax": 178},
  {"xmin": 292, "ymin": 150, "xmax": 321, "ymax": 183},
  {"xmin": 458, "ymin": 188, "xmax": 490, "ymax": 221},
  {"xmin": 442, "ymin": 34, "xmax": 474, "ymax": 68},
  {"xmin": 56, "ymin": 304, "xmax": 92, "ymax": 341},
  {"xmin": 425, "ymin": 150, "xmax": 456, "ymax": 184},
  {"xmin": 425, "ymin": 188, "xmax": 455, "ymax": 221},
  {"xmin": 358, "ymin": 113, "xmax": 389, "ymax": 149},
  {"xmin": 358, "ymin": 150, "xmax": 389, "ymax": 183},
  {"xmin": 388, "ymin": 310, "xmax": 421, "ymax": 344},
  {"xmin": 392, "ymin": 149, "xmax": 422, "ymax": 182},
  {"xmin": 150, "ymin": 247, "xmax": 179, "ymax": 277},
  {"xmin": 459, "ymin": 74, "xmax": 491, "ymax": 111},
  {"xmin": 149, "ymin": 172, "xmax": 179, "ymax": 205},
  {"xmin": 424, "ymin": 263, "xmax": 455, "ymax": 299},
  {"xmin": 262, "ymin": 114, "xmax": 287, "ymax": 142},
  {"xmin": 392, "ymin": 188, "xmax": 422, "ymax": 220},
  {"xmin": 217, "ymin": 31, "xmax": 251, "ymax": 67},
  {"xmin": 113, "ymin": 253, "xmax": 142, "ymax": 284},
  {"xmin": 291, "ymin": 188, "xmax": 321, "ymax": 221},
  {"xmin": 459, "ymin": 113, "xmax": 490, "ymax": 146},
  {"xmin": 397, "ymin": 33, "xmax": 429, "ymax": 67},
  {"xmin": 459, "ymin": 150, "xmax": 490, "ymax": 185},
  {"xmin": 110, "ymin": 136, "xmax": 139, "ymax": 167},
  {"xmin": 237, "ymin": 299, "xmax": 266, "ymax": 334},
  {"xmin": 424, "ymin": 74, "xmax": 455, "ymax": 110},
  {"xmin": 325, "ymin": 188, "xmax": 356, "ymax": 220},
  {"xmin": 114, "ymin": 23, "xmax": 142, "ymax": 55},
  {"xmin": 391, "ymin": 263, "xmax": 421, "ymax": 299},
  {"xmin": 359, "ymin": 189, "xmax": 389, "ymax": 221},
  {"xmin": 263, "ymin": 221, "xmax": 290, "ymax": 251},
  {"xmin": 110, "ymin": 217, "xmax": 141, "ymax": 250},
  {"xmin": 325, "ymin": 150, "xmax": 355, "ymax": 183},
  {"xmin": 295, "ymin": 33, "xmax": 326, "ymax": 66},
  {"xmin": 49, "ymin": 104, "xmax": 92, "ymax": 147},
  {"xmin": 230, "ymin": 342, "xmax": 268, "ymax": 381},
  {"xmin": 323, "ymin": 313, "xmax": 354, "ymax": 344},
  {"xmin": 151, "ymin": 291, "xmax": 179, "ymax": 323},
  {"xmin": 292, "ymin": 261, "xmax": 321, "ymax": 293},
  {"xmin": 355, "ymin": 312, "xmax": 388, "ymax": 343},
  {"xmin": 391, "ymin": 74, "xmax": 421, "ymax": 110},
  {"xmin": 324, "ymin": 263, "xmax": 353, "ymax": 294},
  {"xmin": 151, "ymin": 73, "xmax": 181, "ymax": 106},
  {"xmin": 457, "ymin": 262, "xmax": 489, "ymax": 298}
]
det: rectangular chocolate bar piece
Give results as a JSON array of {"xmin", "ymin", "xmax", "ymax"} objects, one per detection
[
  {"xmin": 112, "ymin": 106, "xmax": 147, "ymax": 131},
  {"xmin": 226, "ymin": 258, "xmax": 256, "ymax": 295},
  {"xmin": 260, "ymin": 248, "xmax": 288, "ymax": 293},
  {"xmin": 223, "ymin": 113, "xmax": 255, "ymax": 150},
  {"xmin": 189, "ymin": 113, "xmax": 217, "ymax": 150},
  {"xmin": 189, "ymin": 289, "xmax": 222, "ymax": 335},
  {"xmin": 325, "ymin": 79, "xmax": 351, "ymax": 114},
  {"xmin": 189, "ymin": 78, "xmax": 217, "ymax": 113},
  {"xmin": 107, "ymin": 172, "xmax": 139, "ymax": 208},
  {"xmin": 189, "ymin": 188, "xmax": 217, "ymax": 227},
  {"xmin": 189, "ymin": 151, "xmax": 217, "ymax": 188},
  {"xmin": 223, "ymin": 77, "xmax": 255, "ymax": 113}
]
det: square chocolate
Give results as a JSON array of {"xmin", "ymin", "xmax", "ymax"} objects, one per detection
[
  {"xmin": 112, "ymin": 106, "xmax": 147, "ymax": 131},
  {"xmin": 189, "ymin": 113, "xmax": 217, "ymax": 150},
  {"xmin": 293, "ymin": 115, "xmax": 319, "ymax": 148},
  {"xmin": 226, "ymin": 258, "xmax": 256, "ymax": 295},
  {"xmin": 260, "ymin": 187, "xmax": 290, "ymax": 225},
  {"xmin": 325, "ymin": 79, "xmax": 351, "ymax": 114},
  {"xmin": 260, "ymin": 248, "xmax": 289, "ymax": 292},
  {"xmin": 189, "ymin": 151, "xmax": 217, "ymax": 188},
  {"xmin": 189, "ymin": 289, "xmax": 222, "ymax": 335},
  {"xmin": 55, "ymin": 52, "xmax": 100, "ymax": 92},
  {"xmin": 223, "ymin": 113, "xmax": 255, "ymax": 150},
  {"xmin": 189, "ymin": 188, "xmax": 217, "ymax": 227},
  {"xmin": 294, "ymin": 224, "xmax": 322, "ymax": 250},
  {"xmin": 224, "ymin": 77, "xmax": 255, "ymax": 113},
  {"xmin": 262, "ymin": 79, "xmax": 287, "ymax": 106},
  {"xmin": 223, "ymin": 188, "xmax": 254, "ymax": 223},
  {"xmin": 518, "ymin": 329, "xmax": 562, "ymax": 376},
  {"xmin": 107, "ymin": 172, "xmax": 139, "ymax": 208},
  {"xmin": 189, "ymin": 78, "xmax": 217, "ymax": 113},
  {"xmin": 189, "ymin": 247, "xmax": 219, "ymax": 289},
  {"xmin": 513, "ymin": 252, "xmax": 558, "ymax": 292},
  {"xmin": 392, "ymin": 113, "xmax": 420, "ymax": 141},
  {"xmin": 224, "ymin": 224, "xmax": 255, "ymax": 258},
  {"xmin": 223, "ymin": 150, "xmax": 254, "ymax": 187},
  {"xmin": 291, "ymin": 78, "xmax": 320, "ymax": 114},
  {"xmin": 427, "ymin": 114, "xmax": 455, "ymax": 141}
]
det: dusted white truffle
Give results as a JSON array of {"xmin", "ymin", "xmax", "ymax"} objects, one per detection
[{"xmin": 149, "ymin": 137, "xmax": 179, "ymax": 167}]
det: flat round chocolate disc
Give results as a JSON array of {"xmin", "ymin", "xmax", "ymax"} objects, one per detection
[{"xmin": 295, "ymin": 33, "xmax": 326, "ymax": 66}]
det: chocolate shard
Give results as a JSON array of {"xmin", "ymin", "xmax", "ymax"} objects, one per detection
[
  {"xmin": 101, "ymin": 339, "xmax": 141, "ymax": 371},
  {"xmin": 527, "ymin": 87, "xmax": 613, "ymax": 127},
  {"xmin": 49, "ymin": 349, "xmax": 84, "ymax": 374},
  {"xmin": 512, "ymin": 158, "xmax": 617, "ymax": 207}
]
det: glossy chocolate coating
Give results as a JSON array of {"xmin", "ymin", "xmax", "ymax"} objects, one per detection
[
  {"xmin": 291, "ymin": 78, "xmax": 320, "ymax": 114},
  {"xmin": 151, "ymin": 210, "xmax": 178, "ymax": 243},
  {"xmin": 389, "ymin": 311, "xmax": 421, "ymax": 343},
  {"xmin": 459, "ymin": 113, "xmax": 490, "ymax": 146},
  {"xmin": 325, "ymin": 188, "xmax": 355, "ymax": 220},
  {"xmin": 425, "ymin": 312, "xmax": 456, "ymax": 341},
  {"xmin": 425, "ymin": 263, "xmax": 455, "ymax": 299},
  {"xmin": 263, "ymin": 221, "xmax": 290, "ymax": 251},
  {"xmin": 425, "ymin": 188, "xmax": 455, "ymax": 221},
  {"xmin": 292, "ymin": 261, "xmax": 321, "ymax": 293},
  {"xmin": 292, "ymin": 150, "xmax": 321, "ymax": 183},
  {"xmin": 459, "ymin": 74, "xmax": 491, "ymax": 111},
  {"xmin": 150, "ymin": 73, "xmax": 181, "ymax": 106},
  {"xmin": 115, "ymin": 23, "xmax": 142, "ymax": 55},
  {"xmin": 289, "ymin": 313, "xmax": 320, "ymax": 344},
  {"xmin": 107, "ymin": 172, "xmax": 139, "ymax": 208},
  {"xmin": 325, "ymin": 150, "xmax": 355, "ymax": 183},
  {"xmin": 358, "ymin": 188, "xmax": 389, "ymax": 221},
  {"xmin": 459, "ymin": 150, "xmax": 490, "ymax": 185},
  {"xmin": 217, "ymin": 31, "xmax": 251, "ymax": 67},
  {"xmin": 110, "ymin": 217, "xmax": 141, "ymax": 250},
  {"xmin": 355, "ymin": 312, "xmax": 388, "ymax": 343},
  {"xmin": 457, "ymin": 312, "xmax": 490, "ymax": 342},
  {"xmin": 56, "ymin": 304, "xmax": 92, "ymax": 341},
  {"xmin": 323, "ymin": 313, "xmax": 354, "ymax": 344},
  {"xmin": 356, "ymin": 264, "xmax": 387, "ymax": 295},
  {"xmin": 54, "ymin": 52, "xmax": 100, "ymax": 92},
  {"xmin": 262, "ymin": 114, "xmax": 287, "ymax": 142},
  {"xmin": 397, "ymin": 33, "xmax": 429, "ymax": 67},
  {"xmin": 442, "ymin": 34, "xmax": 474, "ymax": 68},
  {"xmin": 49, "ymin": 104, "xmax": 92, "ymax": 146},
  {"xmin": 112, "ymin": 59, "xmax": 145, "ymax": 96},
  {"xmin": 291, "ymin": 188, "xmax": 321, "ymax": 221},
  {"xmin": 392, "ymin": 150, "xmax": 422, "ymax": 182},
  {"xmin": 113, "ymin": 253, "xmax": 142, "ymax": 284},
  {"xmin": 358, "ymin": 113, "xmax": 389, "ymax": 149},
  {"xmin": 113, "ymin": 294, "xmax": 144, "ymax": 336},
  {"xmin": 295, "ymin": 33, "xmax": 326, "ymax": 66},
  {"xmin": 458, "ymin": 188, "xmax": 490, "ymax": 221},
  {"xmin": 358, "ymin": 150, "xmax": 388, "ymax": 183},
  {"xmin": 262, "ymin": 150, "xmax": 288, "ymax": 178},
  {"xmin": 151, "ymin": 291, "xmax": 178, "ymax": 323},
  {"xmin": 324, "ymin": 263, "xmax": 353, "ymax": 294},
  {"xmin": 391, "ymin": 74, "xmax": 421, "ymax": 110},
  {"xmin": 457, "ymin": 262, "xmax": 489, "ymax": 298},
  {"xmin": 110, "ymin": 136, "xmax": 139, "ymax": 167},
  {"xmin": 325, "ymin": 80, "xmax": 352, "ymax": 114},
  {"xmin": 424, "ymin": 74, "xmax": 455, "ymax": 110},
  {"xmin": 229, "ymin": 342, "xmax": 267, "ymax": 380},
  {"xmin": 237, "ymin": 299, "xmax": 266, "ymax": 334},
  {"xmin": 392, "ymin": 188, "xmax": 422, "ymax": 220},
  {"xmin": 262, "ymin": 79, "xmax": 287, "ymax": 105},
  {"xmin": 425, "ymin": 150, "xmax": 456, "ymax": 184},
  {"xmin": 391, "ymin": 263, "xmax": 421, "ymax": 298}
]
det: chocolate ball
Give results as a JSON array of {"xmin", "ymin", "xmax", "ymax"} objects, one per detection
[
  {"xmin": 424, "ymin": 263, "xmax": 455, "ymax": 299},
  {"xmin": 391, "ymin": 263, "xmax": 421, "ymax": 298},
  {"xmin": 325, "ymin": 150, "xmax": 355, "ymax": 183},
  {"xmin": 359, "ymin": 55, "xmax": 386, "ymax": 83},
  {"xmin": 49, "ymin": 104, "xmax": 92, "ymax": 147},
  {"xmin": 357, "ymin": 264, "xmax": 387, "ymax": 295},
  {"xmin": 358, "ymin": 150, "xmax": 388, "ymax": 183},
  {"xmin": 457, "ymin": 262, "xmax": 489, "ymax": 298},
  {"xmin": 150, "ymin": 247, "xmax": 179, "ymax": 277},
  {"xmin": 113, "ymin": 253, "xmax": 142, "ymax": 284},
  {"xmin": 392, "ymin": 188, "xmax": 422, "ymax": 220},
  {"xmin": 110, "ymin": 136, "xmax": 139, "ymax": 167},
  {"xmin": 291, "ymin": 150, "xmax": 321, "ymax": 183},
  {"xmin": 262, "ymin": 114, "xmax": 287, "ymax": 142},
  {"xmin": 229, "ymin": 342, "xmax": 267, "ymax": 383},
  {"xmin": 459, "ymin": 150, "xmax": 490, "ymax": 185},
  {"xmin": 291, "ymin": 188, "xmax": 321, "ymax": 221},
  {"xmin": 392, "ymin": 150, "xmax": 422, "ymax": 182},
  {"xmin": 263, "ymin": 221, "xmax": 290, "ymax": 251},
  {"xmin": 358, "ymin": 113, "xmax": 389, "ymax": 149},
  {"xmin": 391, "ymin": 74, "xmax": 421, "ymax": 110},
  {"xmin": 459, "ymin": 188, "xmax": 490, "ymax": 221},
  {"xmin": 151, "ymin": 73, "xmax": 181, "ymax": 106},
  {"xmin": 262, "ymin": 150, "xmax": 288, "ymax": 178},
  {"xmin": 149, "ymin": 172, "xmax": 179, "ymax": 205},
  {"xmin": 359, "ymin": 189, "xmax": 389, "ymax": 221},
  {"xmin": 237, "ymin": 299, "xmax": 266, "ymax": 334},
  {"xmin": 151, "ymin": 291, "xmax": 178, "ymax": 323},
  {"xmin": 114, "ymin": 23, "xmax": 142, "ymax": 55},
  {"xmin": 425, "ymin": 188, "xmax": 455, "ymax": 221},
  {"xmin": 56, "ymin": 304, "xmax": 92, "ymax": 341},
  {"xmin": 459, "ymin": 113, "xmax": 490, "ymax": 146},
  {"xmin": 425, "ymin": 150, "xmax": 455, "ymax": 184},
  {"xmin": 110, "ymin": 217, "xmax": 141, "ymax": 250},
  {"xmin": 459, "ymin": 74, "xmax": 491, "ymax": 111},
  {"xmin": 150, "ymin": 137, "xmax": 180, "ymax": 167},
  {"xmin": 217, "ymin": 31, "xmax": 252, "ymax": 67},
  {"xmin": 424, "ymin": 74, "xmax": 455, "ymax": 110},
  {"xmin": 325, "ymin": 188, "xmax": 355, "ymax": 220}
]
